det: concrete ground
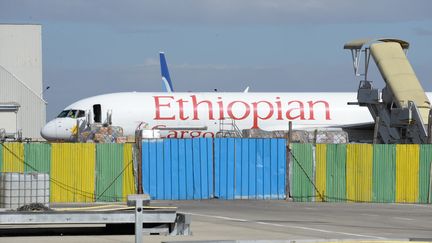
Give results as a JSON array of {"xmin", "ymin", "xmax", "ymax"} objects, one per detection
[{"xmin": 0, "ymin": 200, "xmax": 432, "ymax": 243}]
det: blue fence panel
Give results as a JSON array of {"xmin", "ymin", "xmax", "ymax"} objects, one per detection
[
  {"xmin": 235, "ymin": 139, "xmax": 243, "ymax": 197},
  {"xmin": 270, "ymin": 139, "xmax": 279, "ymax": 198},
  {"xmin": 249, "ymin": 139, "xmax": 257, "ymax": 199},
  {"xmin": 215, "ymin": 138, "xmax": 235, "ymax": 199},
  {"xmin": 171, "ymin": 140, "xmax": 179, "ymax": 200},
  {"xmin": 214, "ymin": 138, "xmax": 221, "ymax": 198},
  {"xmin": 178, "ymin": 140, "xmax": 187, "ymax": 200},
  {"xmin": 163, "ymin": 140, "xmax": 172, "ymax": 199},
  {"xmin": 192, "ymin": 139, "xmax": 202, "ymax": 199},
  {"xmin": 184, "ymin": 139, "xmax": 194, "ymax": 199},
  {"xmin": 277, "ymin": 140, "xmax": 286, "ymax": 199},
  {"xmin": 215, "ymin": 138, "xmax": 286, "ymax": 199},
  {"xmin": 200, "ymin": 139, "xmax": 212, "ymax": 198},
  {"xmin": 142, "ymin": 138, "xmax": 213, "ymax": 200},
  {"xmin": 146, "ymin": 140, "xmax": 159, "ymax": 198},
  {"xmin": 143, "ymin": 138, "xmax": 286, "ymax": 200},
  {"xmin": 263, "ymin": 139, "xmax": 272, "ymax": 199},
  {"xmin": 256, "ymin": 139, "xmax": 264, "ymax": 199},
  {"xmin": 156, "ymin": 141, "xmax": 164, "ymax": 199}
]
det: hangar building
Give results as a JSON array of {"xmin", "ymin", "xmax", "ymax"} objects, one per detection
[{"xmin": 0, "ymin": 24, "xmax": 46, "ymax": 140}]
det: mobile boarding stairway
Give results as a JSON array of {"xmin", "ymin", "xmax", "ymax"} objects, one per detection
[{"xmin": 344, "ymin": 38, "xmax": 431, "ymax": 144}]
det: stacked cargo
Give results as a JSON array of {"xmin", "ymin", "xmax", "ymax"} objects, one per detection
[
  {"xmin": 79, "ymin": 125, "xmax": 125, "ymax": 143},
  {"xmin": 242, "ymin": 128, "xmax": 348, "ymax": 144}
]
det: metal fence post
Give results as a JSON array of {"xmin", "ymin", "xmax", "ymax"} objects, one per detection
[
  {"xmin": 135, "ymin": 130, "xmax": 143, "ymax": 194},
  {"xmin": 128, "ymin": 194, "xmax": 150, "ymax": 243},
  {"xmin": 285, "ymin": 121, "xmax": 292, "ymax": 200}
]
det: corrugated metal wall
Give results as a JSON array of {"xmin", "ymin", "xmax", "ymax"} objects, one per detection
[
  {"xmin": 123, "ymin": 143, "xmax": 136, "ymax": 198},
  {"xmin": 0, "ymin": 142, "xmax": 135, "ymax": 203},
  {"xmin": 51, "ymin": 143, "xmax": 96, "ymax": 203},
  {"xmin": 142, "ymin": 139, "xmax": 213, "ymax": 200},
  {"xmin": 326, "ymin": 144, "xmax": 346, "ymax": 202},
  {"xmin": 0, "ymin": 66, "xmax": 45, "ymax": 140},
  {"xmin": 2, "ymin": 143, "xmax": 24, "ymax": 172},
  {"xmin": 291, "ymin": 143, "xmax": 314, "ymax": 202},
  {"xmin": 215, "ymin": 138, "xmax": 235, "ymax": 199},
  {"xmin": 0, "ymin": 25, "xmax": 45, "ymax": 140},
  {"xmin": 0, "ymin": 141, "xmax": 431, "ymax": 203},
  {"xmin": 346, "ymin": 144, "xmax": 373, "ymax": 202},
  {"xmin": 419, "ymin": 145, "xmax": 432, "ymax": 203},
  {"xmin": 372, "ymin": 144, "xmax": 396, "ymax": 203},
  {"xmin": 215, "ymin": 138, "xmax": 286, "ymax": 199},
  {"xmin": 24, "ymin": 143, "xmax": 50, "ymax": 173},
  {"xmin": 396, "ymin": 144, "xmax": 419, "ymax": 203},
  {"xmin": 95, "ymin": 144, "xmax": 124, "ymax": 202},
  {"xmin": 315, "ymin": 144, "xmax": 327, "ymax": 202}
]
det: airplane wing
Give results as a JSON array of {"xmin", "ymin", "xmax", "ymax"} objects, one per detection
[{"xmin": 160, "ymin": 52, "xmax": 174, "ymax": 92}]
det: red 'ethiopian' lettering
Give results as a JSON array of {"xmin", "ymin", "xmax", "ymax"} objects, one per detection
[
  {"xmin": 176, "ymin": 99, "xmax": 189, "ymax": 120},
  {"xmin": 227, "ymin": 101, "xmax": 250, "ymax": 120},
  {"xmin": 154, "ymin": 96, "xmax": 175, "ymax": 120},
  {"xmin": 286, "ymin": 100, "xmax": 305, "ymax": 120},
  {"xmin": 308, "ymin": 100, "xmax": 331, "ymax": 120},
  {"xmin": 153, "ymin": 95, "xmax": 332, "ymax": 129},
  {"xmin": 251, "ymin": 101, "xmax": 274, "ymax": 129},
  {"xmin": 191, "ymin": 95, "xmax": 214, "ymax": 120}
]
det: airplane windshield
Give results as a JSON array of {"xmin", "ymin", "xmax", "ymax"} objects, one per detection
[
  {"xmin": 57, "ymin": 110, "xmax": 70, "ymax": 118},
  {"xmin": 57, "ymin": 110, "xmax": 85, "ymax": 118},
  {"xmin": 77, "ymin": 110, "xmax": 85, "ymax": 118}
]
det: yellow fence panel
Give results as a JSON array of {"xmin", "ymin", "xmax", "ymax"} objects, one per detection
[
  {"xmin": 346, "ymin": 144, "xmax": 373, "ymax": 202},
  {"xmin": 2, "ymin": 143, "xmax": 24, "ymax": 172},
  {"xmin": 315, "ymin": 144, "xmax": 327, "ymax": 201},
  {"xmin": 51, "ymin": 143, "xmax": 96, "ymax": 203},
  {"xmin": 395, "ymin": 144, "xmax": 419, "ymax": 203},
  {"xmin": 122, "ymin": 143, "xmax": 136, "ymax": 200}
]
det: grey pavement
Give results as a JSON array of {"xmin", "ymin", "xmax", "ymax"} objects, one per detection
[{"xmin": 0, "ymin": 200, "xmax": 432, "ymax": 243}]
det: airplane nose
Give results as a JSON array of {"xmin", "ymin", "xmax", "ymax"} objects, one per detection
[
  {"xmin": 41, "ymin": 118, "xmax": 77, "ymax": 141},
  {"xmin": 41, "ymin": 122, "xmax": 57, "ymax": 140}
]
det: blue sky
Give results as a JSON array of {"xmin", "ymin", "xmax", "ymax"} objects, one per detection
[{"xmin": 1, "ymin": 0, "xmax": 431, "ymax": 119}]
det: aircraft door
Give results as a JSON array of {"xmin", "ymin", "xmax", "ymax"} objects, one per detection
[{"xmin": 93, "ymin": 104, "xmax": 102, "ymax": 123}]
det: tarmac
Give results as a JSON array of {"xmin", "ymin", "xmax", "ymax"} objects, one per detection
[{"xmin": 0, "ymin": 200, "xmax": 431, "ymax": 243}]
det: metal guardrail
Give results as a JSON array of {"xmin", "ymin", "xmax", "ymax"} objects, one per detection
[{"xmin": 0, "ymin": 194, "xmax": 191, "ymax": 243}]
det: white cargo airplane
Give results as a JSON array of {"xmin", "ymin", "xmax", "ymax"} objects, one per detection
[
  {"xmin": 41, "ymin": 53, "xmax": 376, "ymax": 141},
  {"xmin": 41, "ymin": 91, "xmax": 376, "ymax": 141},
  {"xmin": 40, "ymin": 43, "xmax": 428, "ymax": 142}
]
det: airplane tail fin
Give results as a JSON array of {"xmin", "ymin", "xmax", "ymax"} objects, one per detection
[{"xmin": 160, "ymin": 52, "xmax": 174, "ymax": 92}]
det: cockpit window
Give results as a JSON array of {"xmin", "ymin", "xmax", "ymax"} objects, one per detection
[
  {"xmin": 57, "ymin": 109, "xmax": 85, "ymax": 118},
  {"xmin": 57, "ymin": 110, "xmax": 70, "ymax": 118},
  {"xmin": 77, "ymin": 110, "xmax": 85, "ymax": 118},
  {"xmin": 67, "ymin": 110, "xmax": 77, "ymax": 118}
]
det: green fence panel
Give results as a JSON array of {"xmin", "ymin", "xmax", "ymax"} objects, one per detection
[
  {"xmin": 24, "ymin": 143, "xmax": 51, "ymax": 173},
  {"xmin": 325, "ymin": 144, "xmax": 346, "ymax": 202},
  {"xmin": 419, "ymin": 144, "xmax": 432, "ymax": 204},
  {"xmin": 372, "ymin": 144, "xmax": 396, "ymax": 203},
  {"xmin": 96, "ymin": 144, "xmax": 124, "ymax": 202},
  {"xmin": 291, "ymin": 143, "xmax": 314, "ymax": 202}
]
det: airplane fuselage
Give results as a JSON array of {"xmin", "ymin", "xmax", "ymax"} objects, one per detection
[{"xmin": 41, "ymin": 92, "xmax": 376, "ymax": 141}]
